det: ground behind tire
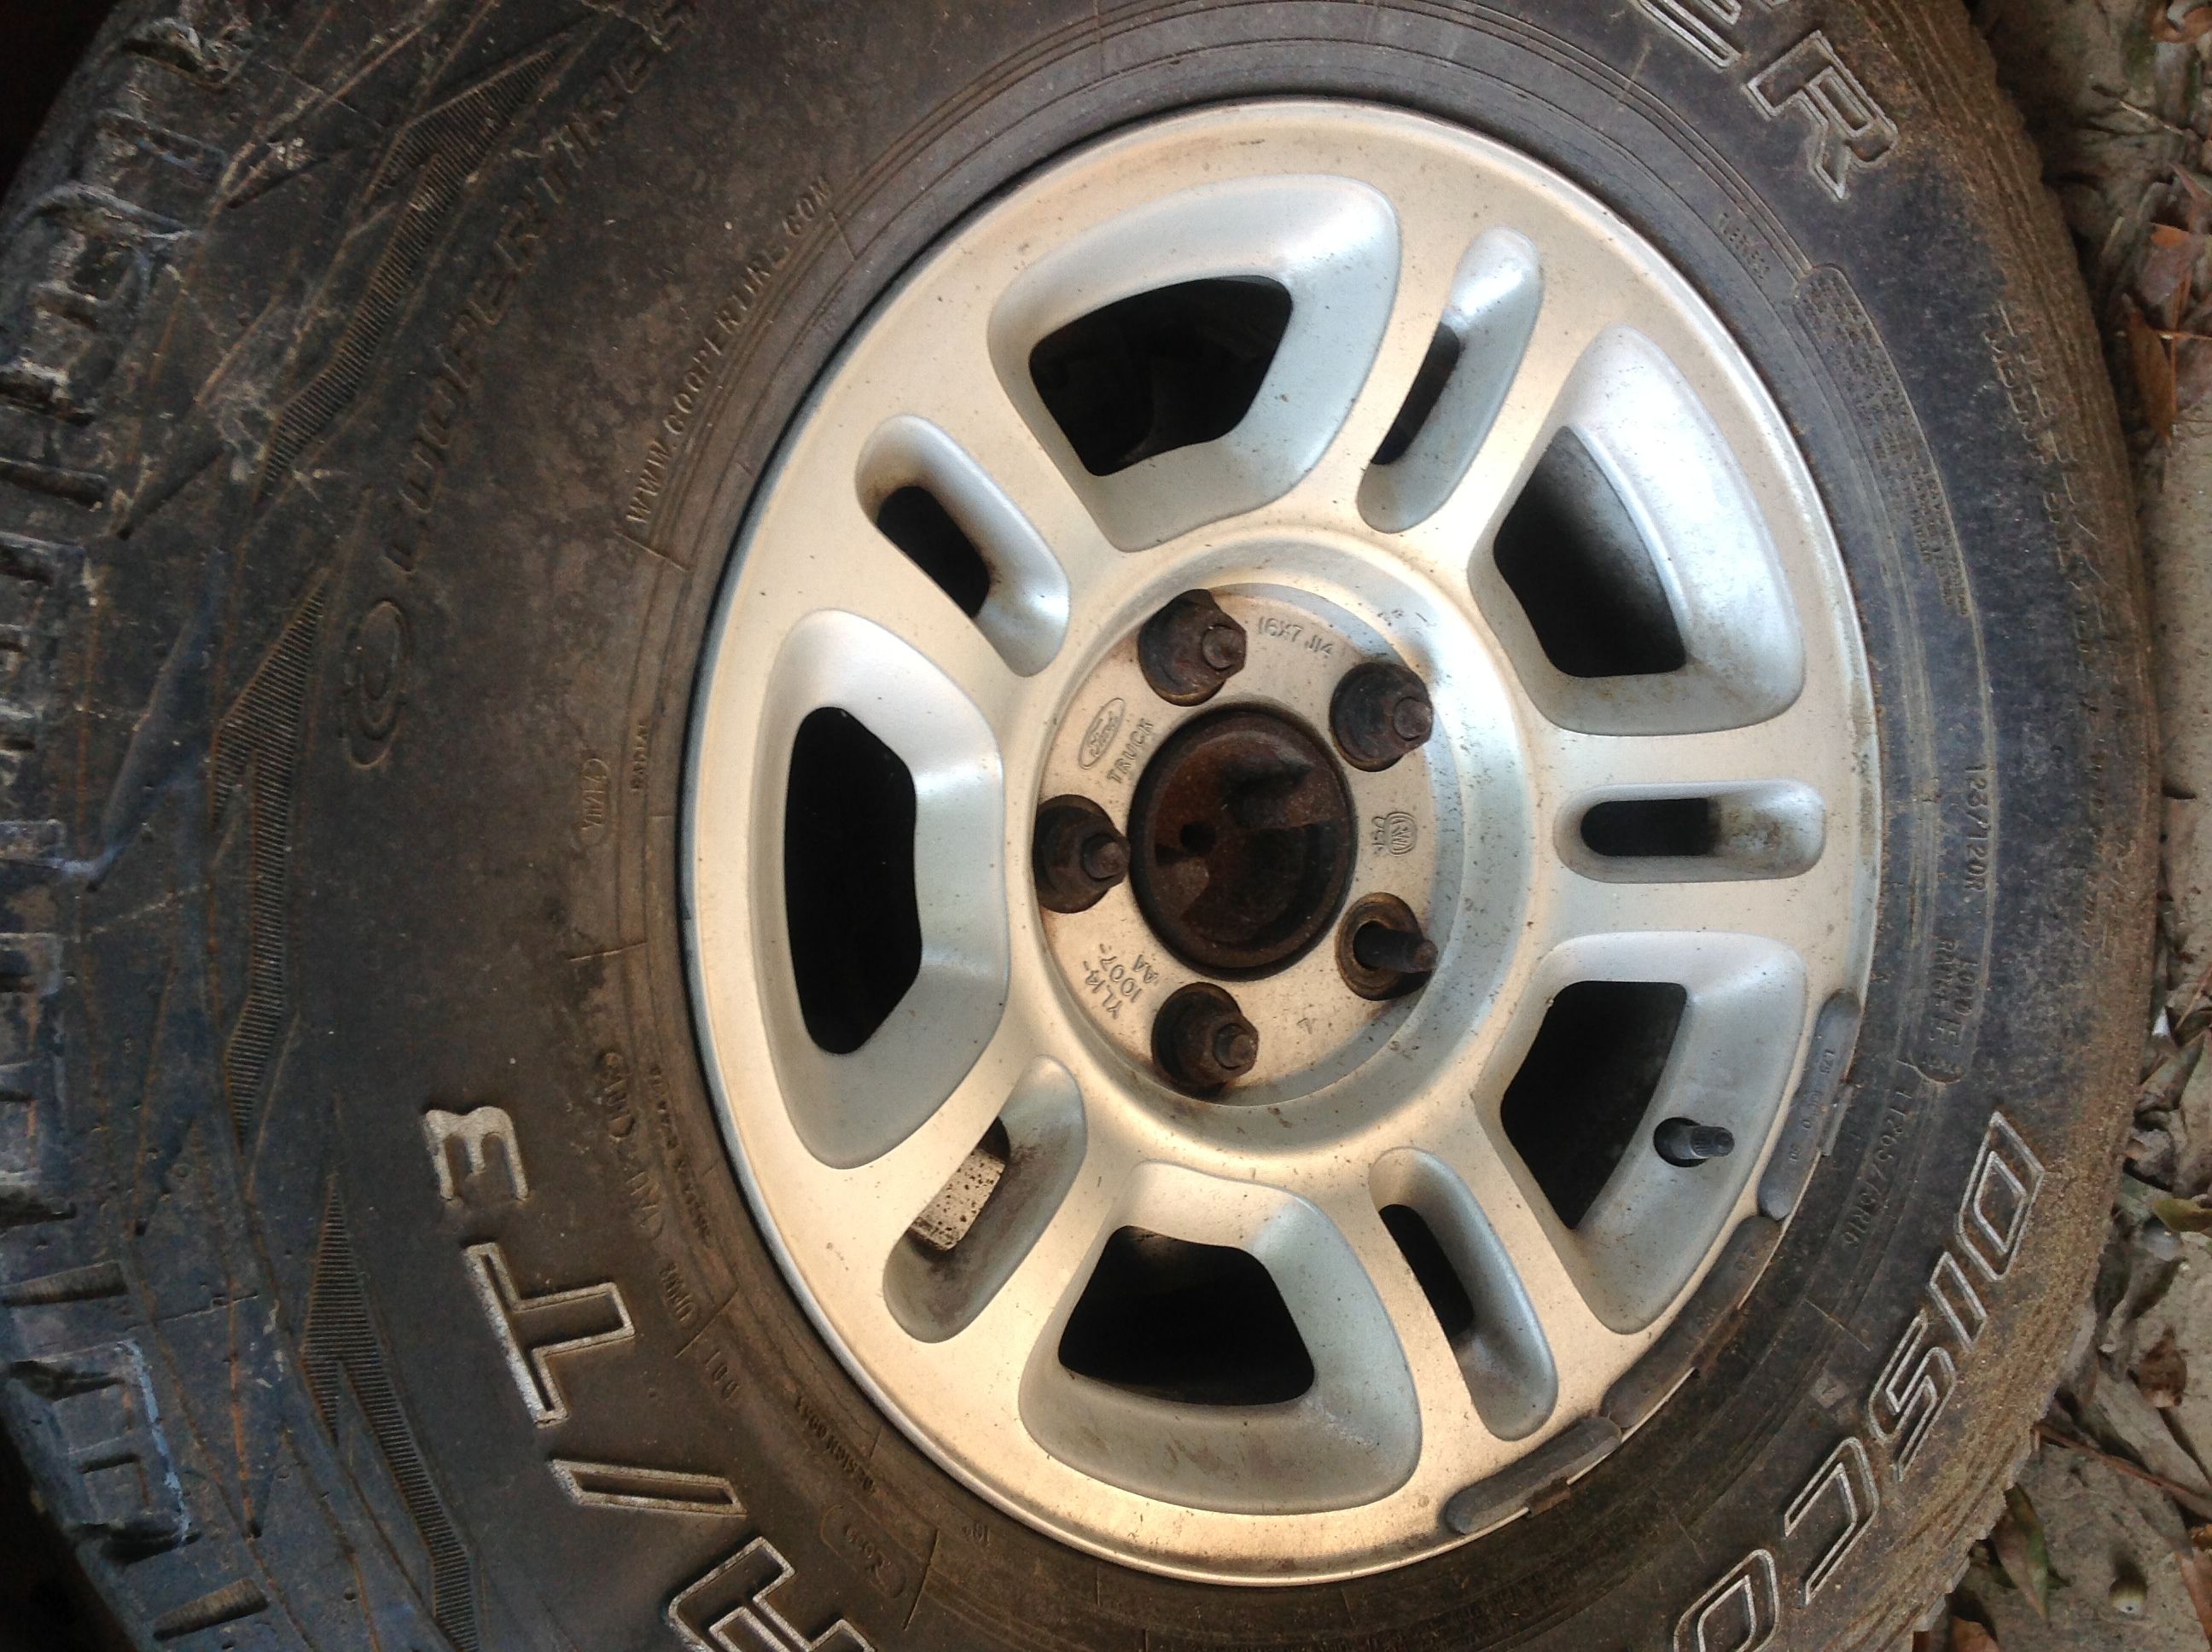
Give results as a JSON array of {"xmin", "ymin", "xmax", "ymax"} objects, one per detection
[{"xmin": 1938, "ymin": 3, "xmax": 2212, "ymax": 1649}]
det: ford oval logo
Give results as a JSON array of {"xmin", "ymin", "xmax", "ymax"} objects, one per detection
[{"xmin": 1078, "ymin": 697, "xmax": 1126, "ymax": 769}]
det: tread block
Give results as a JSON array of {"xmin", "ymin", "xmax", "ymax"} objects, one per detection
[
  {"xmin": 10, "ymin": 1339, "xmax": 189, "ymax": 1555},
  {"xmin": 150, "ymin": 1576, "xmax": 271, "ymax": 1641},
  {"xmin": 0, "ymin": 935, "xmax": 68, "ymax": 1228},
  {"xmin": 1, "ymin": 1258, "xmax": 125, "ymax": 1307},
  {"xmin": 125, "ymin": 3, "xmax": 256, "ymax": 84}
]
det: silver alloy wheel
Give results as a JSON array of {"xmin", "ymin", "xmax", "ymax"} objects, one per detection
[{"xmin": 685, "ymin": 102, "xmax": 1878, "ymax": 1584}]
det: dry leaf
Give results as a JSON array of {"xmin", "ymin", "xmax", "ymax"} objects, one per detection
[
  {"xmin": 2176, "ymin": 167, "xmax": 2212, "ymax": 235},
  {"xmin": 2156, "ymin": 1194, "xmax": 2212, "ymax": 1233},
  {"xmin": 2132, "ymin": 1127, "xmax": 2181, "ymax": 1184},
  {"xmin": 2179, "ymin": 337, "xmax": 2212, "ymax": 416},
  {"xmin": 2147, "ymin": 1039, "xmax": 2206, "ymax": 1112},
  {"xmin": 2141, "ymin": 223, "xmax": 2200, "ymax": 325},
  {"xmin": 2130, "ymin": 301, "xmax": 2182, "ymax": 441},
  {"xmin": 2180, "ymin": 1055, "xmax": 2212, "ymax": 1190},
  {"xmin": 1953, "ymin": 1620, "xmax": 2003, "ymax": 1652},
  {"xmin": 2140, "ymin": 1329, "xmax": 2192, "ymax": 1407},
  {"xmin": 2177, "ymin": 1546, "xmax": 2212, "ymax": 1643},
  {"xmin": 2151, "ymin": 0, "xmax": 2212, "ymax": 44},
  {"xmin": 1991, "ymin": 1486, "xmax": 2052, "ymax": 1618},
  {"xmin": 2176, "ymin": 957, "xmax": 2212, "ymax": 1038}
]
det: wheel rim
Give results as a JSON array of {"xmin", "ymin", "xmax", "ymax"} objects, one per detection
[{"xmin": 685, "ymin": 101, "xmax": 1878, "ymax": 1583}]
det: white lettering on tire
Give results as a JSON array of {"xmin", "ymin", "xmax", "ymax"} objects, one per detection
[
  {"xmin": 1632, "ymin": 1, "xmax": 1899, "ymax": 199},
  {"xmin": 1676, "ymin": 1112, "xmax": 2042, "ymax": 1644},
  {"xmin": 669, "ymin": 1537, "xmax": 877, "ymax": 1651},
  {"xmin": 1675, "ymin": 1548, "xmax": 1778, "ymax": 1652},
  {"xmin": 422, "ymin": 1099, "xmax": 870, "ymax": 1637}
]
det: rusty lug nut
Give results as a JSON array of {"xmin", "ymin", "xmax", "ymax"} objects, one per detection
[
  {"xmin": 1153, "ymin": 983, "xmax": 1260, "ymax": 1094},
  {"xmin": 1654, "ymin": 1118, "xmax": 1736, "ymax": 1167},
  {"xmin": 1139, "ymin": 590, "xmax": 1248, "ymax": 706},
  {"xmin": 1331, "ymin": 660, "xmax": 1435, "ymax": 771},
  {"xmin": 1034, "ymin": 795, "xmax": 1130, "ymax": 914},
  {"xmin": 1353, "ymin": 922, "xmax": 1439, "ymax": 976}
]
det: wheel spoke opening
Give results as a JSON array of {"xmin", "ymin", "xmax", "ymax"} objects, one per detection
[
  {"xmin": 1382, "ymin": 1204, "xmax": 1474, "ymax": 1341},
  {"xmin": 1582, "ymin": 794, "xmax": 1714, "ymax": 858},
  {"xmin": 1371, "ymin": 1149, "xmax": 1559, "ymax": 1441},
  {"xmin": 1360, "ymin": 228, "xmax": 1543, "ymax": 532},
  {"xmin": 885, "ymin": 1056, "xmax": 1088, "ymax": 1343},
  {"xmin": 859, "ymin": 415, "xmax": 1069, "ymax": 676},
  {"xmin": 1500, "ymin": 980, "xmax": 1687, "ymax": 1230},
  {"xmin": 1030, "ymin": 278, "xmax": 1293, "ymax": 477},
  {"xmin": 989, "ymin": 174, "xmax": 1399, "ymax": 550},
  {"xmin": 1471, "ymin": 328, "xmax": 1806, "ymax": 735},
  {"xmin": 1495, "ymin": 428, "xmax": 1685, "ymax": 679},
  {"xmin": 785, "ymin": 707, "xmax": 922, "ymax": 1056},
  {"xmin": 1057, "ymin": 1228, "xmax": 1313, "ymax": 1405},
  {"xmin": 1565, "ymin": 782, "xmax": 1825, "ymax": 882},
  {"xmin": 752, "ymin": 611, "xmax": 1009, "ymax": 1169},
  {"xmin": 876, "ymin": 486, "xmax": 990, "ymax": 615},
  {"xmin": 1371, "ymin": 326, "xmax": 1461, "ymax": 470},
  {"xmin": 1016, "ymin": 1166, "xmax": 1420, "ymax": 1515}
]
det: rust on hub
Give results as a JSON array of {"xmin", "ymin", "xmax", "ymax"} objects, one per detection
[{"xmin": 1128, "ymin": 707, "xmax": 1354, "ymax": 976}]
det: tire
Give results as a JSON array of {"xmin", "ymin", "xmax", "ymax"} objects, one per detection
[{"xmin": 0, "ymin": 3, "xmax": 2151, "ymax": 1650}]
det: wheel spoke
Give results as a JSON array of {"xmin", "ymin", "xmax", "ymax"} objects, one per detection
[
  {"xmin": 851, "ymin": 332, "xmax": 1127, "ymax": 607},
  {"xmin": 1415, "ymin": 1114, "xmax": 1635, "ymax": 1396},
  {"xmin": 825, "ymin": 1012, "xmax": 1050, "ymax": 1264},
  {"xmin": 754, "ymin": 492, "xmax": 1026, "ymax": 734},
  {"xmin": 1313, "ymin": 1190, "xmax": 1496, "ymax": 1455},
  {"xmin": 1539, "ymin": 711, "xmax": 1831, "ymax": 801},
  {"xmin": 1377, "ymin": 294, "xmax": 1624, "ymax": 590},
  {"xmin": 1282, "ymin": 236, "xmax": 1487, "ymax": 516},
  {"xmin": 940, "ymin": 1129, "xmax": 1132, "ymax": 1376},
  {"xmin": 1541, "ymin": 867, "xmax": 1833, "ymax": 957}
]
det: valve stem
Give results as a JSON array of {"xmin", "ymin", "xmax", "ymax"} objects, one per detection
[{"xmin": 1654, "ymin": 1118, "xmax": 1735, "ymax": 1166}]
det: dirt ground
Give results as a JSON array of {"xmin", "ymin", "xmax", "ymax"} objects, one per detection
[{"xmin": 1921, "ymin": 3, "xmax": 2212, "ymax": 1648}]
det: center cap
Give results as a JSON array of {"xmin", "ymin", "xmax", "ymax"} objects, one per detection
[{"xmin": 1128, "ymin": 707, "xmax": 1356, "ymax": 976}]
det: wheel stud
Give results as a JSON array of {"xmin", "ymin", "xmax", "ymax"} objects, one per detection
[
  {"xmin": 1080, "ymin": 832, "xmax": 1129, "ymax": 882},
  {"xmin": 1654, "ymin": 1118, "xmax": 1736, "ymax": 1166},
  {"xmin": 1153, "ymin": 983, "xmax": 1260, "ymax": 1094},
  {"xmin": 1331, "ymin": 660, "xmax": 1435, "ymax": 771},
  {"xmin": 1139, "ymin": 590, "xmax": 1248, "ymax": 705},
  {"xmin": 1336, "ymin": 893, "xmax": 1438, "ymax": 1000},
  {"xmin": 1034, "ymin": 795, "xmax": 1129, "ymax": 913},
  {"xmin": 1353, "ymin": 921, "xmax": 1438, "ymax": 976}
]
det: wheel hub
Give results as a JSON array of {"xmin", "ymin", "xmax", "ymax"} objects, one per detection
[
  {"xmin": 1128, "ymin": 704, "xmax": 1358, "ymax": 978},
  {"xmin": 1032, "ymin": 575, "xmax": 1462, "ymax": 1102}
]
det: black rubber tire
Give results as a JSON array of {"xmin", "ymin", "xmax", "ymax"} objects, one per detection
[{"xmin": 0, "ymin": 3, "xmax": 2153, "ymax": 1649}]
